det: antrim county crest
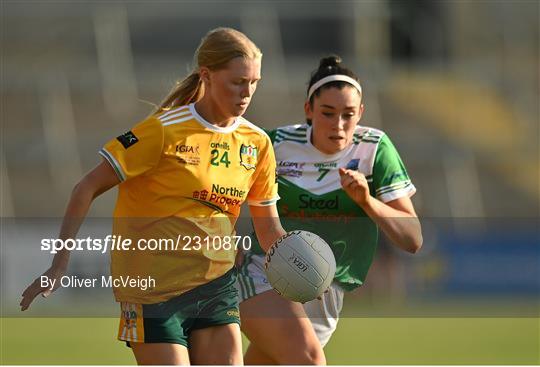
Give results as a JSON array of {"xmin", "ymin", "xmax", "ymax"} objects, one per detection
[{"xmin": 239, "ymin": 144, "xmax": 258, "ymax": 170}]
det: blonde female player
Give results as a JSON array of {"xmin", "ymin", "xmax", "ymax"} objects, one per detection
[
  {"xmin": 20, "ymin": 27, "xmax": 287, "ymax": 365},
  {"xmin": 237, "ymin": 56, "xmax": 423, "ymax": 365}
]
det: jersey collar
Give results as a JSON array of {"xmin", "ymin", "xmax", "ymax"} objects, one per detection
[{"xmin": 189, "ymin": 103, "xmax": 241, "ymax": 133}]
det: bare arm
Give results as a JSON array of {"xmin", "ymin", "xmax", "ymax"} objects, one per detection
[
  {"xmin": 249, "ymin": 204, "xmax": 287, "ymax": 253},
  {"xmin": 339, "ymin": 168, "xmax": 422, "ymax": 254},
  {"xmin": 20, "ymin": 160, "xmax": 120, "ymax": 310},
  {"xmin": 361, "ymin": 195, "xmax": 422, "ymax": 253}
]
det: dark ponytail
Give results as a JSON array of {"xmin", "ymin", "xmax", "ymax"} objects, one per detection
[
  {"xmin": 307, "ymin": 55, "xmax": 360, "ymax": 103},
  {"xmin": 318, "ymin": 55, "xmax": 343, "ymax": 70}
]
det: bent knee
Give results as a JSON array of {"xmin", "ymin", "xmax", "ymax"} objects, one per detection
[
  {"xmin": 304, "ymin": 347, "xmax": 326, "ymax": 365},
  {"xmin": 277, "ymin": 346, "xmax": 326, "ymax": 365}
]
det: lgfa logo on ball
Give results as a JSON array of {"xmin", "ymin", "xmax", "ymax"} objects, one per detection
[
  {"xmin": 288, "ymin": 253, "xmax": 308, "ymax": 272},
  {"xmin": 264, "ymin": 230, "xmax": 336, "ymax": 303}
]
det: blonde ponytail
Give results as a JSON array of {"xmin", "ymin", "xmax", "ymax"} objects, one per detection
[{"xmin": 157, "ymin": 72, "xmax": 204, "ymax": 112}]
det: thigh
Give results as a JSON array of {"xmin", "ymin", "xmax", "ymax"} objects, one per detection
[
  {"xmin": 240, "ymin": 289, "xmax": 326, "ymax": 365},
  {"xmin": 244, "ymin": 342, "xmax": 276, "ymax": 365},
  {"xmin": 188, "ymin": 323, "xmax": 243, "ymax": 365},
  {"xmin": 130, "ymin": 342, "xmax": 190, "ymax": 365},
  {"xmin": 302, "ymin": 282, "xmax": 345, "ymax": 347}
]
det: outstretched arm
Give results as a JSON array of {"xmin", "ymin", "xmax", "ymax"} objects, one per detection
[{"xmin": 20, "ymin": 160, "xmax": 120, "ymax": 310}]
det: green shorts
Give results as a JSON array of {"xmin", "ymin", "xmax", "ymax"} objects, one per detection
[{"xmin": 117, "ymin": 268, "xmax": 240, "ymax": 347}]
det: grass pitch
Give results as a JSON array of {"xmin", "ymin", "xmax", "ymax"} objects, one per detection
[{"xmin": 1, "ymin": 317, "xmax": 538, "ymax": 364}]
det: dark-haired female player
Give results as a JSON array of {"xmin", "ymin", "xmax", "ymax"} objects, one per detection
[{"xmin": 237, "ymin": 56, "xmax": 422, "ymax": 365}]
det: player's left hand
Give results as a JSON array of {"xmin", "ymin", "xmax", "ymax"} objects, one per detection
[{"xmin": 339, "ymin": 168, "xmax": 370, "ymax": 207}]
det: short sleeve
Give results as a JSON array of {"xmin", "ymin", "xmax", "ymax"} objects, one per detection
[
  {"xmin": 99, "ymin": 116, "xmax": 164, "ymax": 181},
  {"xmin": 372, "ymin": 134, "xmax": 416, "ymax": 202},
  {"xmin": 247, "ymin": 135, "xmax": 279, "ymax": 206}
]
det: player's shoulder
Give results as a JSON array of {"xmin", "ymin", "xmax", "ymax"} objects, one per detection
[
  {"xmin": 154, "ymin": 105, "xmax": 195, "ymax": 127},
  {"xmin": 237, "ymin": 116, "xmax": 273, "ymax": 144},
  {"xmin": 274, "ymin": 123, "xmax": 309, "ymax": 135},
  {"xmin": 353, "ymin": 125, "xmax": 386, "ymax": 145},
  {"xmin": 272, "ymin": 123, "xmax": 309, "ymax": 144}
]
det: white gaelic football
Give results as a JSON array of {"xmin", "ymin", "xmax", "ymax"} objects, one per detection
[{"xmin": 264, "ymin": 230, "xmax": 336, "ymax": 303}]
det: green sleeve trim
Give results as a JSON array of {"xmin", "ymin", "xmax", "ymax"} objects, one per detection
[{"xmin": 99, "ymin": 148, "xmax": 126, "ymax": 181}]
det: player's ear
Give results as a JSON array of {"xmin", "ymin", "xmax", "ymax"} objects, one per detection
[
  {"xmin": 304, "ymin": 101, "xmax": 313, "ymax": 120},
  {"xmin": 199, "ymin": 67, "xmax": 211, "ymax": 86},
  {"xmin": 358, "ymin": 103, "xmax": 365, "ymax": 122}
]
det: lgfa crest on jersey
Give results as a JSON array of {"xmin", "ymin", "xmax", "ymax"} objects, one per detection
[{"xmin": 239, "ymin": 144, "xmax": 258, "ymax": 170}]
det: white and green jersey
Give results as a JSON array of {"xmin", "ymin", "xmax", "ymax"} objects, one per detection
[{"xmin": 250, "ymin": 123, "xmax": 416, "ymax": 291}]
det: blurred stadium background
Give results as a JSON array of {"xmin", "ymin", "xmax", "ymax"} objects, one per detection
[{"xmin": 1, "ymin": 0, "xmax": 538, "ymax": 364}]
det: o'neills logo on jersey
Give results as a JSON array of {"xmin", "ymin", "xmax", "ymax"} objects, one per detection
[
  {"xmin": 314, "ymin": 162, "xmax": 337, "ymax": 169},
  {"xmin": 299, "ymin": 194, "xmax": 339, "ymax": 210},
  {"xmin": 211, "ymin": 142, "xmax": 230, "ymax": 151},
  {"xmin": 239, "ymin": 144, "xmax": 258, "ymax": 170}
]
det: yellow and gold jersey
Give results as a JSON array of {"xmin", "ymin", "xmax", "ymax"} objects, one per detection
[{"xmin": 99, "ymin": 104, "xmax": 278, "ymax": 303}]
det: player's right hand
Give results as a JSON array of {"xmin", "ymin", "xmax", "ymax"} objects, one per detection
[
  {"xmin": 234, "ymin": 248, "xmax": 245, "ymax": 268},
  {"xmin": 339, "ymin": 168, "xmax": 370, "ymax": 207},
  {"xmin": 20, "ymin": 266, "xmax": 66, "ymax": 311}
]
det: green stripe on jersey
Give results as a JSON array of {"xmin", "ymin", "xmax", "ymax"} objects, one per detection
[
  {"xmin": 354, "ymin": 132, "xmax": 381, "ymax": 139},
  {"xmin": 360, "ymin": 138, "xmax": 380, "ymax": 144},
  {"xmin": 276, "ymin": 129, "xmax": 307, "ymax": 138},
  {"xmin": 275, "ymin": 134, "xmax": 307, "ymax": 144}
]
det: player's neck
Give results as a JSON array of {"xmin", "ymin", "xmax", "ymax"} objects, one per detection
[{"xmin": 194, "ymin": 99, "xmax": 236, "ymax": 128}]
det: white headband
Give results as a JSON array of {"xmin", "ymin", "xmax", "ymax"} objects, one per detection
[{"xmin": 307, "ymin": 75, "xmax": 362, "ymax": 100}]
